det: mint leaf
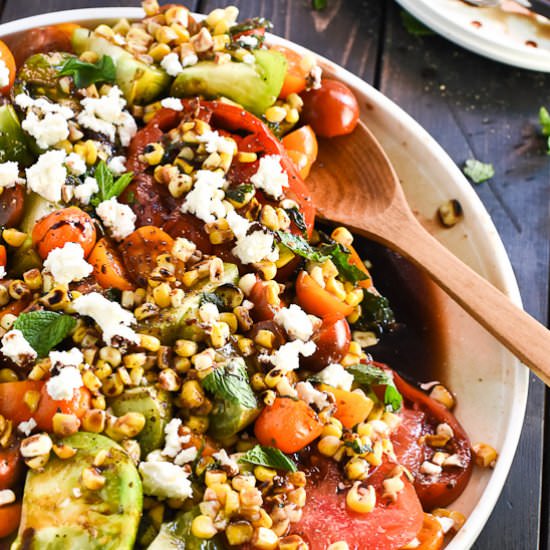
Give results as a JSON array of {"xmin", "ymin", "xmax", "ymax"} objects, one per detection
[
  {"xmin": 352, "ymin": 291, "xmax": 395, "ymax": 334},
  {"xmin": 276, "ymin": 232, "xmax": 329, "ymax": 263},
  {"xmin": 203, "ymin": 359, "xmax": 256, "ymax": 409},
  {"xmin": 347, "ymin": 363, "xmax": 403, "ymax": 412},
  {"xmin": 13, "ymin": 311, "xmax": 76, "ymax": 358},
  {"xmin": 200, "ymin": 292, "xmax": 225, "ymax": 310},
  {"xmin": 58, "ymin": 55, "xmax": 116, "ymax": 89},
  {"xmin": 319, "ymin": 243, "xmax": 368, "ymax": 284},
  {"xmin": 400, "ymin": 11, "xmax": 435, "ymax": 37},
  {"xmin": 239, "ymin": 445, "xmax": 297, "ymax": 472},
  {"xmin": 90, "ymin": 161, "xmax": 133, "ymax": 206},
  {"xmin": 463, "ymin": 159, "xmax": 494, "ymax": 184},
  {"xmin": 285, "ymin": 207, "xmax": 308, "ymax": 236},
  {"xmin": 225, "ymin": 184, "xmax": 255, "ymax": 204},
  {"xmin": 312, "ymin": 0, "xmax": 327, "ymax": 10},
  {"xmin": 539, "ymin": 106, "xmax": 550, "ymax": 136}
]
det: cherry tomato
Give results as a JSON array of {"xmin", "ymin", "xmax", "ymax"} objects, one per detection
[
  {"xmin": 282, "ymin": 125, "xmax": 318, "ymax": 180},
  {"xmin": 32, "ymin": 207, "xmax": 97, "ymax": 260},
  {"xmin": 295, "ymin": 271, "xmax": 354, "ymax": 318},
  {"xmin": 88, "ymin": 238, "xmax": 134, "ymax": 291},
  {"xmin": 0, "ymin": 185, "xmax": 25, "ymax": 228},
  {"xmin": 0, "ymin": 39, "xmax": 16, "ymax": 95},
  {"xmin": 54, "ymin": 23, "xmax": 81, "ymax": 41},
  {"xmin": 319, "ymin": 384, "xmax": 373, "ymax": 429},
  {"xmin": 302, "ymin": 314, "xmax": 351, "ymax": 371},
  {"xmin": 0, "ymin": 245, "xmax": 6, "ymax": 270},
  {"xmin": 0, "ymin": 502, "xmax": 21, "ymax": 538},
  {"xmin": 249, "ymin": 280, "xmax": 281, "ymax": 322},
  {"xmin": 270, "ymin": 45, "xmax": 309, "ymax": 99},
  {"xmin": 0, "ymin": 443, "xmax": 23, "ymax": 491},
  {"xmin": 292, "ymin": 456, "xmax": 424, "ymax": 550},
  {"xmin": 300, "ymin": 79, "xmax": 359, "ymax": 138},
  {"xmin": 416, "ymin": 514, "xmax": 445, "ymax": 550}
]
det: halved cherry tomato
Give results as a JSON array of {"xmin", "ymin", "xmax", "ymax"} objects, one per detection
[
  {"xmin": 292, "ymin": 457, "xmax": 424, "ymax": 550},
  {"xmin": 0, "ymin": 185, "xmax": 25, "ymax": 228},
  {"xmin": 296, "ymin": 271, "xmax": 354, "ymax": 318},
  {"xmin": 0, "ymin": 245, "xmax": 6, "ymax": 270},
  {"xmin": 346, "ymin": 241, "xmax": 373, "ymax": 289},
  {"xmin": 32, "ymin": 206, "xmax": 97, "ymax": 260},
  {"xmin": 249, "ymin": 280, "xmax": 281, "ymax": 322},
  {"xmin": 319, "ymin": 384, "xmax": 372, "ymax": 429},
  {"xmin": 54, "ymin": 22, "xmax": 81, "ymax": 41},
  {"xmin": 0, "ymin": 39, "xmax": 15, "ymax": 95},
  {"xmin": 255, "ymin": 397, "xmax": 323, "ymax": 453},
  {"xmin": 0, "ymin": 443, "xmax": 23, "ymax": 491},
  {"xmin": 415, "ymin": 513, "xmax": 445, "ymax": 550},
  {"xmin": 302, "ymin": 314, "xmax": 350, "ymax": 371},
  {"xmin": 0, "ymin": 381, "xmax": 90, "ymax": 432},
  {"xmin": 282, "ymin": 125, "xmax": 318, "ymax": 180},
  {"xmin": 300, "ymin": 79, "xmax": 359, "ymax": 138},
  {"xmin": 119, "ymin": 226, "xmax": 174, "ymax": 287},
  {"xmin": 270, "ymin": 45, "xmax": 309, "ymax": 99},
  {"xmin": 88, "ymin": 238, "xmax": 134, "ymax": 291},
  {"xmin": 0, "ymin": 502, "xmax": 21, "ymax": 538}
]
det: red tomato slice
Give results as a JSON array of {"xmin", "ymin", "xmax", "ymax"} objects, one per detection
[{"xmin": 292, "ymin": 457, "xmax": 424, "ymax": 550}]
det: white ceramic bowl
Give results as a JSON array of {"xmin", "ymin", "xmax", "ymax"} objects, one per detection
[{"xmin": 0, "ymin": 8, "xmax": 529, "ymax": 549}]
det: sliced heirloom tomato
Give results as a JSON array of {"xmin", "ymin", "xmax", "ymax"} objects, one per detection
[
  {"xmin": 0, "ymin": 381, "xmax": 90, "ymax": 433},
  {"xmin": 0, "ymin": 501, "xmax": 21, "ymax": 538},
  {"xmin": 293, "ymin": 457, "xmax": 424, "ymax": 550},
  {"xmin": 296, "ymin": 271, "xmax": 354, "ymax": 318},
  {"xmin": 282, "ymin": 125, "xmax": 318, "ymax": 180},
  {"xmin": 88, "ymin": 238, "xmax": 134, "ymax": 291}
]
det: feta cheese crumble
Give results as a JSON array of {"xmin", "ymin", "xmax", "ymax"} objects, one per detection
[
  {"xmin": 1, "ymin": 329, "xmax": 37, "ymax": 365},
  {"xmin": 273, "ymin": 304, "xmax": 315, "ymax": 341},
  {"xmin": 0, "ymin": 59, "xmax": 10, "ymax": 88},
  {"xmin": 49, "ymin": 348, "xmax": 84, "ymax": 369},
  {"xmin": 160, "ymin": 97, "xmax": 183, "ymax": 111},
  {"xmin": 18, "ymin": 418, "xmax": 37, "ymax": 436},
  {"xmin": 197, "ymin": 130, "xmax": 236, "ymax": 155},
  {"xmin": 250, "ymin": 154, "xmax": 288, "ymax": 199},
  {"xmin": 180, "ymin": 170, "xmax": 227, "ymax": 223},
  {"xmin": 65, "ymin": 152, "xmax": 87, "ymax": 176},
  {"xmin": 161, "ymin": 53, "xmax": 184, "ymax": 76},
  {"xmin": 46, "ymin": 366, "xmax": 83, "ymax": 401},
  {"xmin": 162, "ymin": 418, "xmax": 190, "ymax": 460},
  {"xmin": 261, "ymin": 340, "xmax": 316, "ymax": 373},
  {"xmin": 107, "ymin": 155, "xmax": 127, "ymax": 175},
  {"xmin": 139, "ymin": 460, "xmax": 193, "ymax": 500},
  {"xmin": 74, "ymin": 176, "xmax": 99, "ymax": 205},
  {"xmin": 43, "ymin": 242, "xmax": 93, "ymax": 285},
  {"xmin": 296, "ymin": 381, "xmax": 332, "ymax": 410},
  {"xmin": 26, "ymin": 149, "xmax": 67, "ymax": 203},
  {"xmin": 72, "ymin": 292, "xmax": 139, "ymax": 345},
  {"xmin": 232, "ymin": 229, "xmax": 279, "ymax": 265},
  {"xmin": 0, "ymin": 161, "xmax": 21, "ymax": 188},
  {"xmin": 317, "ymin": 363, "xmax": 354, "ymax": 391},
  {"xmin": 96, "ymin": 197, "xmax": 136, "ymax": 241},
  {"xmin": 238, "ymin": 35, "xmax": 258, "ymax": 48}
]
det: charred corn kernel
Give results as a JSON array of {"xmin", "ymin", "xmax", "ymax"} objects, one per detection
[
  {"xmin": 8, "ymin": 280, "xmax": 30, "ymax": 300},
  {"xmin": 191, "ymin": 514, "xmax": 217, "ymax": 539},
  {"xmin": 102, "ymin": 373, "xmax": 124, "ymax": 397},
  {"xmin": 326, "ymin": 277, "xmax": 347, "ymax": 301},
  {"xmin": 22, "ymin": 268, "xmax": 42, "ymax": 290},
  {"xmin": 139, "ymin": 333, "xmax": 161, "ymax": 352},
  {"xmin": 158, "ymin": 368, "xmax": 180, "ymax": 391},
  {"xmin": 143, "ymin": 142, "xmax": 165, "ymax": 166},
  {"xmin": 252, "ymin": 508, "xmax": 273, "ymax": 529},
  {"xmin": 263, "ymin": 390, "xmax": 276, "ymax": 407},
  {"xmin": 254, "ymin": 466, "xmax": 276, "ymax": 482},
  {"xmin": 52, "ymin": 413, "xmax": 80, "ymax": 437},
  {"xmin": 72, "ymin": 325, "xmax": 88, "ymax": 344},
  {"xmin": 226, "ymin": 521, "xmax": 253, "ymax": 545},
  {"xmin": 331, "ymin": 227, "xmax": 354, "ymax": 247},
  {"xmin": 91, "ymin": 394, "xmax": 106, "ymax": 410},
  {"xmin": 264, "ymin": 368, "xmax": 284, "ymax": 389},
  {"xmin": 175, "ymin": 339, "xmax": 198, "ymax": 357},
  {"xmin": 23, "ymin": 390, "xmax": 41, "ymax": 414},
  {"xmin": 210, "ymin": 321, "xmax": 230, "ymax": 348},
  {"xmin": 182, "ymin": 269, "xmax": 199, "ymax": 287},
  {"xmin": 425, "ymin": 433, "xmax": 450, "ymax": 448},
  {"xmin": 255, "ymin": 260, "xmax": 277, "ymax": 281},
  {"xmin": 265, "ymin": 106, "xmax": 287, "ymax": 124},
  {"xmin": 123, "ymin": 352, "xmax": 147, "ymax": 370},
  {"xmin": 260, "ymin": 205, "xmax": 279, "ymax": 231},
  {"xmin": 95, "ymin": 23, "xmax": 114, "ymax": 38},
  {"xmin": 40, "ymin": 286, "xmax": 71, "ymax": 311},
  {"xmin": 322, "ymin": 423, "xmax": 343, "ymax": 439},
  {"xmin": 180, "ymin": 380, "xmax": 205, "ymax": 409},
  {"xmin": 128, "ymin": 365, "xmax": 144, "ymax": 386},
  {"xmin": 250, "ymin": 372, "xmax": 267, "ymax": 392},
  {"xmin": 142, "ymin": 0, "xmax": 160, "ymax": 16},
  {"xmin": 52, "ymin": 442, "xmax": 77, "ymax": 459},
  {"xmin": 117, "ymin": 366, "xmax": 132, "ymax": 386},
  {"xmin": 279, "ymin": 535, "xmax": 308, "ymax": 550},
  {"xmin": 276, "ymin": 208, "xmax": 291, "ymax": 230},
  {"xmin": 287, "ymin": 487, "xmax": 307, "ymax": 508},
  {"xmin": 79, "ymin": 50, "xmax": 99, "ymax": 63},
  {"xmin": 252, "ymin": 527, "xmax": 278, "ymax": 550},
  {"xmin": 346, "ymin": 482, "xmax": 376, "ymax": 514},
  {"xmin": 0, "ymin": 419, "xmax": 12, "ymax": 448},
  {"xmin": 99, "ymin": 346, "xmax": 122, "ymax": 367},
  {"xmin": 365, "ymin": 441, "xmax": 383, "ymax": 466},
  {"xmin": 75, "ymin": 140, "xmax": 98, "ymax": 165},
  {"xmin": 82, "ymin": 369, "xmax": 102, "ymax": 393},
  {"xmin": 0, "ymin": 368, "xmax": 17, "ymax": 382},
  {"xmin": 347, "ymin": 307, "xmax": 362, "ymax": 324},
  {"xmin": 3, "ymin": 228, "xmax": 26, "ymax": 247},
  {"xmin": 28, "ymin": 360, "xmax": 50, "ymax": 381},
  {"xmin": 135, "ymin": 302, "xmax": 159, "ymax": 321},
  {"xmin": 285, "ymin": 108, "xmax": 300, "ymax": 124},
  {"xmin": 429, "ymin": 384, "xmax": 455, "ymax": 409},
  {"xmin": 320, "ymin": 260, "xmax": 338, "ymax": 279},
  {"xmin": 238, "ymin": 151, "xmax": 257, "ymax": 163},
  {"xmin": 345, "ymin": 457, "xmax": 369, "ymax": 480},
  {"xmin": 318, "ymin": 436, "xmax": 342, "ymax": 457},
  {"xmin": 155, "ymin": 25, "xmax": 178, "ymax": 44},
  {"xmin": 0, "ymin": 313, "xmax": 16, "ymax": 330},
  {"xmin": 82, "ymin": 409, "xmax": 106, "ymax": 433},
  {"xmin": 205, "ymin": 470, "xmax": 227, "ymax": 487},
  {"xmin": 0, "ymin": 286, "xmax": 8, "ymax": 307},
  {"xmin": 345, "ymin": 288, "xmax": 364, "ymax": 307},
  {"xmin": 431, "ymin": 508, "xmax": 466, "ymax": 531},
  {"xmin": 473, "ymin": 442, "xmax": 498, "ymax": 468},
  {"xmin": 94, "ymin": 360, "xmax": 113, "ymax": 380},
  {"xmin": 113, "ymin": 412, "xmax": 146, "ymax": 439},
  {"xmin": 152, "ymin": 283, "xmax": 172, "ymax": 308},
  {"xmin": 25, "ymin": 454, "xmax": 50, "ymax": 470},
  {"xmin": 237, "ymin": 334, "xmax": 254, "ymax": 355},
  {"xmin": 218, "ymin": 312, "xmax": 237, "ymax": 333},
  {"xmin": 165, "ymin": 5, "xmax": 188, "ymax": 25},
  {"xmin": 254, "ymin": 329, "xmax": 275, "ymax": 349},
  {"xmin": 112, "ymin": 17, "xmax": 130, "ymax": 34},
  {"xmin": 82, "ymin": 466, "xmax": 106, "ymax": 490}
]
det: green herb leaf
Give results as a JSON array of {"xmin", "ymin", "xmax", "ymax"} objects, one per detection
[
  {"xmin": 276, "ymin": 231, "xmax": 329, "ymax": 263},
  {"xmin": 58, "ymin": 55, "xmax": 116, "ymax": 89},
  {"xmin": 400, "ymin": 11, "xmax": 435, "ymax": 37},
  {"xmin": 239, "ymin": 445, "xmax": 297, "ymax": 472},
  {"xmin": 203, "ymin": 359, "xmax": 257, "ymax": 409},
  {"xmin": 13, "ymin": 311, "xmax": 76, "ymax": 358},
  {"xmin": 344, "ymin": 438, "xmax": 372, "ymax": 455},
  {"xmin": 347, "ymin": 363, "xmax": 403, "ymax": 412},
  {"xmin": 463, "ymin": 159, "xmax": 494, "ymax": 184},
  {"xmin": 90, "ymin": 161, "xmax": 133, "ymax": 206},
  {"xmin": 229, "ymin": 17, "xmax": 273, "ymax": 36},
  {"xmin": 200, "ymin": 292, "xmax": 225, "ymax": 310},
  {"xmin": 319, "ymin": 243, "xmax": 368, "ymax": 284},
  {"xmin": 539, "ymin": 106, "xmax": 550, "ymax": 136},
  {"xmin": 225, "ymin": 184, "xmax": 255, "ymax": 204},
  {"xmin": 312, "ymin": 0, "xmax": 328, "ymax": 10},
  {"xmin": 285, "ymin": 207, "xmax": 308, "ymax": 236},
  {"xmin": 352, "ymin": 291, "xmax": 395, "ymax": 334}
]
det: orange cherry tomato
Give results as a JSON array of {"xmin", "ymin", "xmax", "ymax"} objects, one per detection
[
  {"xmin": 270, "ymin": 45, "xmax": 309, "ymax": 99},
  {"xmin": 119, "ymin": 226, "xmax": 174, "ymax": 287},
  {"xmin": 0, "ymin": 443, "xmax": 23, "ymax": 491},
  {"xmin": 319, "ymin": 384, "xmax": 372, "ymax": 429},
  {"xmin": 295, "ymin": 271, "xmax": 354, "ymax": 318},
  {"xmin": 0, "ymin": 245, "xmax": 6, "ymax": 269},
  {"xmin": 254, "ymin": 397, "xmax": 323, "ymax": 453},
  {"xmin": 0, "ymin": 39, "xmax": 15, "ymax": 95},
  {"xmin": 346, "ymin": 241, "xmax": 373, "ymax": 289},
  {"xmin": 32, "ymin": 207, "xmax": 97, "ymax": 260},
  {"xmin": 282, "ymin": 125, "xmax": 318, "ymax": 180},
  {"xmin": 88, "ymin": 238, "xmax": 134, "ymax": 291},
  {"xmin": 0, "ymin": 502, "xmax": 21, "ymax": 538},
  {"xmin": 54, "ymin": 22, "xmax": 81, "ymax": 41},
  {"xmin": 300, "ymin": 79, "xmax": 359, "ymax": 138},
  {"xmin": 415, "ymin": 514, "xmax": 445, "ymax": 550}
]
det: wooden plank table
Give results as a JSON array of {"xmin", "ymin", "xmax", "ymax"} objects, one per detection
[{"xmin": 1, "ymin": 1, "xmax": 547, "ymax": 548}]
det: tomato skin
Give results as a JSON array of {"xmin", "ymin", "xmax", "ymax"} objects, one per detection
[
  {"xmin": 282, "ymin": 125, "xmax": 318, "ymax": 180},
  {"xmin": 292, "ymin": 456, "xmax": 424, "ymax": 550},
  {"xmin": 0, "ymin": 185, "xmax": 25, "ymax": 228},
  {"xmin": 296, "ymin": 271, "xmax": 354, "ymax": 318},
  {"xmin": 88, "ymin": 238, "xmax": 134, "ymax": 291},
  {"xmin": 0, "ymin": 502, "xmax": 21, "ymax": 538},
  {"xmin": 416, "ymin": 514, "xmax": 444, "ymax": 550},
  {"xmin": 270, "ymin": 45, "xmax": 308, "ymax": 99},
  {"xmin": 254, "ymin": 397, "xmax": 323, "ymax": 454},
  {"xmin": 0, "ymin": 245, "xmax": 6, "ymax": 269},
  {"xmin": 249, "ymin": 280, "xmax": 281, "ymax": 322},
  {"xmin": 302, "ymin": 314, "xmax": 350, "ymax": 371},
  {"xmin": 300, "ymin": 79, "xmax": 359, "ymax": 138},
  {"xmin": 0, "ymin": 443, "xmax": 23, "ymax": 491},
  {"xmin": 0, "ymin": 39, "xmax": 15, "ymax": 95},
  {"xmin": 32, "ymin": 207, "xmax": 97, "ymax": 260}
]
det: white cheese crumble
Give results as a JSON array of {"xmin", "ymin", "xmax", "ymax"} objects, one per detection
[
  {"xmin": 1, "ymin": 329, "xmax": 37, "ymax": 365},
  {"xmin": 212, "ymin": 449, "xmax": 239, "ymax": 475},
  {"xmin": 26, "ymin": 149, "xmax": 67, "ymax": 203},
  {"xmin": 18, "ymin": 418, "xmax": 37, "ymax": 436},
  {"xmin": 226, "ymin": 210, "xmax": 250, "ymax": 239},
  {"xmin": 317, "ymin": 363, "xmax": 354, "ymax": 391},
  {"xmin": 198, "ymin": 302, "xmax": 220, "ymax": 324},
  {"xmin": 197, "ymin": 130, "xmax": 236, "ymax": 155},
  {"xmin": 180, "ymin": 170, "xmax": 227, "ymax": 223},
  {"xmin": 309, "ymin": 65, "xmax": 323, "ymax": 90},
  {"xmin": 96, "ymin": 197, "xmax": 136, "ymax": 241},
  {"xmin": 74, "ymin": 176, "xmax": 99, "ymax": 205},
  {"xmin": 43, "ymin": 242, "xmax": 93, "ymax": 285},
  {"xmin": 139, "ymin": 461, "xmax": 193, "ymax": 500},
  {"xmin": 242, "ymin": 53, "xmax": 255, "ymax": 65},
  {"xmin": 261, "ymin": 340, "xmax": 316, "ymax": 373},
  {"xmin": 174, "ymin": 446, "xmax": 198, "ymax": 466},
  {"xmin": 72, "ymin": 292, "xmax": 139, "ymax": 345},
  {"xmin": 238, "ymin": 35, "xmax": 258, "ymax": 48},
  {"xmin": 65, "ymin": 152, "xmax": 87, "ymax": 176},
  {"xmin": 161, "ymin": 52, "xmax": 184, "ymax": 76},
  {"xmin": 162, "ymin": 418, "xmax": 190, "ymax": 459},
  {"xmin": 0, "ymin": 59, "xmax": 10, "ymax": 88},
  {"xmin": 108, "ymin": 155, "xmax": 127, "ymax": 175},
  {"xmin": 250, "ymin": 154, "xmax": 288, "ymax": 199},
  {"xmin": 0, "ymin": 161, "xmax": 20, "ymax": 188},
  {"xmin": 233, "ymin": 229, "xmax": 279, "ymax": 265},
  {"xmin": 181, "ymin": 52, "xmax": 199, "ymax": 68},
  {"xmin": 0, "ymin": 489, "xmax": 15, "ymax": 507},
  {"xmin": 49, "ymin": 347, "xmax": 84, "ymax": 369},
  {"xmin": 0, "ymin": 267, "xmax": 5, "ymax": 280},
  {"xmin": 420, "ymin": 461, "xmax": 442, "ymax": 476},
  {"xmin": 22, "ymin": 110, "xmax": 70, "ymax": 150},
  {"xmin": 46, "ymin": 366, "xmax": 83, "ymax": 401},
  {"xmin": 296, "ymin": 381, "xmax": 331, "ymax": 410},
  {"xmin": 238, "ymin": 273, "xmax": 257, "ymax": 296},
  {"xmin": 160, "ymin": 97, "xmax": 183, "ymax": 111},
  {"xmin": 435, "ymin": 516, "xmax": 456, "ymax": 534},
  {"xmin": 273, "ymin": 304, "xmax": 315, "ymax": 341}
]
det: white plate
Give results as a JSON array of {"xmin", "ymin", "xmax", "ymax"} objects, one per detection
[
  {"xmin": 0, "ymin": 7, "xmax": 529, "ymax": 549},
  {"xmin": 396, "ymin": 0, "xmax": 550, "ymax": 71}
]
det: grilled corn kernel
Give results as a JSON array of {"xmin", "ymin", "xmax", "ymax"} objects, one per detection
[
  {"xmin": 429, "ymin": 384, "xmax": 455, "ymax": 409},
  {"xmin": 2, "ymin": 228, "xmax": 26, "ymax": 247},
  {"xmin": 140, "ymin": 334, "xmax": 161, "ymax": 352},
  {"xmin": 23, "ymin": 390, "xmax": 41, "ymax": 414},
  {"xmin": 254, "ymin": 329, "xmax": 275, "ymax": 349},
  {"xmin": 180, "ymin": 380, "xmax": 205, "ymax": 409},
  {"xmin": 82, "ymin": 409, "xmax": 106, "ymax": 433},
  {"xmin": 82, "ymin": 369, "xmax": 102, "ymax": 393},
  {"xmin": 252, "ymin": 527, "xmax": 279, "ymax": 550},
  {"xmin": 255, "ymin": 261, "xmax": 277, "ymax": 281},
  {"xmin": 279, "ymin": 535, "xmax": 308, "ymax": 550},
  {"xmin": 23, "ymin": 268, "xmax": 42, "ymax": 290},
  {"xmin": 123, "ymin": 352, "xmax": 147, "ymax": 370},
  {"xmin": 82, "ymin": 466, "xmax": 106, "ymax": 490},
  {"xmin": 345, "ymin": 457, "xmax": 369, "ymax": 480},
  {"xmin": 191, "ymin": 514, "xmax": 217, "ymax": 539},
  {"xmin": 0, "ymin": 313, "xmax": 16, "ymax": 330},
  {"xmin": 40, "ymin": 286, "xmax": 71, "ymax": 311},
  {"xmin": 318, "ymin": 436, "xmax": 342, "ymax": 457},
  {"xmin": 8, "ymin": 280, "xmax": 30, "ymax": 301},
  {"xmin": 28, "ymin": 360, "xmax": 50, "ymax": 381},
  {"xmin": 236, "ymin": 335, "xmax": 254, "ymax": 355},
  {"xmin": 175, "ymin": 339, "xmax": 198, "ymax": 357},
  {"xmin": 52, "ymin": 413, "xmax": 80, "ymax": 437},
  {"xmin": 473, "ymin": 442, "xmax": 498, "ymax": 468},
  {"xmin": 182, "ymin": 269, "xmax": 199, "ymax": 287},
  {"xmin": 254, "ymin": 466, "xmax": 276, "ymax": 482},
  {"xmin": 165, "ymin": 5, "xmax": 188, "ymax": 25},
  {"xmin": 99, "ymin": 346, "xmax": 122, "ymax": 367},
  {"xmin": 102, "ymin": 373, "xmax": 124, "ymax": 397},
  {"xmin": 152, "ymin": 283, "xmax": 172, "ymax": 308},
  {"xmin": 186, "ymin": 415, "xmax": 209, "ymax": 433},
  {"xmin": 94, "ymin": 360, "xmax": 113, "ymax": 380},
  {"xmin": 331, "ymin": 227, "xmax": 353, "ymax": 247},
  {"xmin": 260, "ymin": 205, "xmax": 279, "ymax": 231},
  {"xmin": 135, "ymin": 302, "xmax": 159, "ymax": 321},
  {"xmin": 438, "ymin": 199, "xmax": 463, "ymax": 228},
  {"xmin": 52, "ymin": 442, "xmax": 77, "ymax": 459},
  {"xmin": 204, "ymin": 470, "xmax": 227, "ymax": 488},
  {"xmin": 91, "ymin": 395, "xmax": 106, "ymax": 410},
  {"xmin": 265, "ymin": 106, "xmax": 287, "ymax": 124},
  {"xmin": 79, "ymin": 50, "xmax": 99, "ymax": 63},
  {"xmin": 238, "ymin": 151, "xmax": 257, "ymax": 163},
  {"xmin": 285, "ymin": 108, "xmax": 300, "ymax": 124},
  {"xmin": 0, "ymin": 286, "xmax": 8, "ymax": 307},
  {"xmin": 431, "ymin": 508, "xmax": 466, "ymax": 532},
  {"xmin": 95, "ymin": 23, "xmax": 114, "ymax": 38},
  {"xmin": 346, "ymin": 482, "xmax": 376, "ymax": 514},
  {"xmin": 226, "ymin": 521, "xmax": 254, "ymax": 545}
]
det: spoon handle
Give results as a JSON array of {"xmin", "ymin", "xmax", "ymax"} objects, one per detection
[{"xmin": 367, "ymin": 220, "xmax": 548, "ymax": 385}]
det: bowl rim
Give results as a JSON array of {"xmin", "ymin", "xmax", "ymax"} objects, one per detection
[{"xmin": 0, "ymin": 7, "xmax": 529, "ymax": 549}]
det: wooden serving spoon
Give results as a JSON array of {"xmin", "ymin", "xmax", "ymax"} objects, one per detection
[{"xmin": 307, "ymin": 120, "xmax": 550, "ymax": 385}]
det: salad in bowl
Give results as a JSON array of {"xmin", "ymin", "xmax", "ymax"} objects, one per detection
[{"xmin": 0, "ymin": 2, "xmax": 497, "ymax": 549}]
